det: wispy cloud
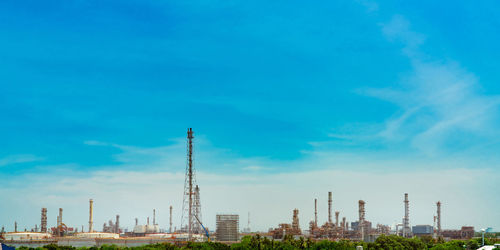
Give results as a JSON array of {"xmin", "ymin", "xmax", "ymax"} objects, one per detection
[
  {"xmin": 242, "ymin": 165, "xmax": 267, "ymax": 171},
  {"xmin": 357, "ymin": 15, "xmax": 500, "ymax": 155},
  {"xmin": 0, "ymin": 166, "xmax": 497, "ymax": 232},
  {"xmin": 0, "ymin": 154, "xmax": 44, "ymax": 167}
]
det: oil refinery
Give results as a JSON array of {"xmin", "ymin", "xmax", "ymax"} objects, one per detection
[{"xmin": 0, "ymin": 129, "xmax": 479, "ymax": 247}]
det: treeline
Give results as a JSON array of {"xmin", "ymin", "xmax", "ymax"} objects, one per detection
[{"xmin": 15, "ymin": 234, "xmax": 500, "ymax": 250}]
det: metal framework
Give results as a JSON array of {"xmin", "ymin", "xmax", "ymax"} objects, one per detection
[
  {"xmin": 216, "ymin": 214, "xmax": 239, "ymax": 241},
  {"xmin": 193, "ymin": 185, "xmax": 202, "ymax": 234},
  {"xmin": 181, "ymin": 128, "xmax": 200, "ymax": 240}
]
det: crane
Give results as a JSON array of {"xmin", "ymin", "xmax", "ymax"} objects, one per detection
[{"xmin": 193, "ymin": 214, "xmax": 210, "ymax": 242}]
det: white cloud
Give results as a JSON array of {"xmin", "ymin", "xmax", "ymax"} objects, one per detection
[
  {"xmin": 0, "ymin": 154, "xmax": 44, "ymax": 167},
  {"xmin": 355, "ymin": 15, "xmax": 500, "ymax": 155},
  {"xmin": 242, "ymin": 165, "xmax": 266, "ymax": 171},
  {"xmin": 0, "ymin": 166, "xmax": 497, "ymax": 233}
]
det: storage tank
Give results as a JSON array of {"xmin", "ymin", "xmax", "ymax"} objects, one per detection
[
  {"xmin": 3, "ymin": 232, "xmax": 52, "ymax": 241},
  {"xmin": 73, "ymin": 232, "xmax": 119, "ymax": 239}
]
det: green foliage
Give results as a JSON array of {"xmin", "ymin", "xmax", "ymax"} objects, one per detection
[{"xmin": 11, "ymin": 235, "xmax": 499, "ymax": 250}]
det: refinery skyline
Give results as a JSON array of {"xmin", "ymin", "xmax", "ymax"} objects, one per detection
[{"xmin": 1, "ymin": 0, "xmax": 499, "ymax": 235}]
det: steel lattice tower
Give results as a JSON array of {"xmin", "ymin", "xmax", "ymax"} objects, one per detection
[
  {"xmin": 193, "ymin": 185, "xmax": 202, "ymax": 234},
  {"xmin": 181, "ymin": 128, "xmax": 198, "ymax": 240}
]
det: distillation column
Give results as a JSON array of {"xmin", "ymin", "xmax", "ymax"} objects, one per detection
[
  {"xmin": 436, "ymin": 201, "xmax": 441, "ymax": 237},
  {"xmin": 328, "ymin": 192, "xmax": 332, "ymax": 225},
  {"xmin": 403, "ymin": 193, "xmax": 410, "ymax": 237},
  {"xmin": 170, "ymin": 206, "xmax": 173, "ymax": 233},
  {"xmin": 359, "ymin": 200, "xmax": 365, "ymax": 241},
  {"xmin": 41, "ymin": 208, "xmax": 47, "ymax": 233},
  {"xmin": 89, "ymin": 199, "xmax": 94, "ymax": 232}
]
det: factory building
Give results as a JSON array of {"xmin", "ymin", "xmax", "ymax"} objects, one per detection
[
  {"xmin": 216, "ymin": 214, "xmax": 239, "ymax": 242},
  {"xmin": 442, "ymin": 226, "xmax": 475, "ymax": 240},
  {"xmin": 412, "ymin": 225, "xmax": 433, "ymax": 236}
]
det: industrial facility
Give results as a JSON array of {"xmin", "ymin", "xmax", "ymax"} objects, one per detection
[{"xmin": 0, "ymin": 128, "xmax": 480, "ymax": 247}]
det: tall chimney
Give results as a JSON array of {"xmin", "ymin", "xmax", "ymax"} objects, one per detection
[
  {"xmin": 135, "ymin": 218, "xmax": 138, "ymax": 226},
  {"xmin": 15, "ymin": 221, "xmax": 17, "ymax": 232},
  {"xmin": 153, "ymin": 209, "xmax": 156, "ymax": 225},
  {"xmin": 59, "ymin": 208, "xmax": 63, "ymax": 226},
  {"xmin": 89, "ymin": 199, "xmax": 94, "ymax": 232},
  {"xmin": 328, "ymin": 192, "xmax": 332, "ymax": 224},
  {"xmin": 147, "ymin": 217, "xmax": 150, "ymax": 225},
  {"xmin": 314, "ymin": 198, "xmax": 318, "ymax": 228},
  {"xmin": 115, "ymin": 215, "xmax": 120, "ymax": 234},
  {"xmin": 335, "ymin": 211, "xmax": 339, "ymax": 228},
  {"xmin": 436, "ymin": 201, "xmax": 441, "ymax": 237},
  {"xmin": 169, "ymin": 206, "xmax": 173, "ymax": 233}
]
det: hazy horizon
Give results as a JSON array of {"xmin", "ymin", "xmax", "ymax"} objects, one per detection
[{"xmin": 1, "ymin": 0, "xmax": 499, "ymax": 232}]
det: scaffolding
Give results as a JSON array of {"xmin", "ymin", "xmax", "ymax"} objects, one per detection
[{"xmin": 216, "ymin": 214, "xmax": 239, "ymax": 241}]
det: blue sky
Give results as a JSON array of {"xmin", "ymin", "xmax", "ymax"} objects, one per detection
[{"xmin": 1, "ymin": 0, "xmax": 499, "ymax": 232}]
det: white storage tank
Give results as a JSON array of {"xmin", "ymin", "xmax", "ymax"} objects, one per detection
[
  {"xmin": 73, "ymin": 232, "xmax": 119, "ymax": 239},
  {"xmin": 3, "ymin": 232, "xmax": 52, "ymax": 241}
]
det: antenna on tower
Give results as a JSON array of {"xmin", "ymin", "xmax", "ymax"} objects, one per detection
[{"xmin": 181, "ymin": 128, "xmax": 199, "ymax": 241}]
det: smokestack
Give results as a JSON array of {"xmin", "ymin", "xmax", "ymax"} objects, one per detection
[
  {"xmin": 335, "ymin": 211, "xmax": 339, "ymax": 228},
  {"xmin": 403, "ymin": 193, "xmax": 410, "ymax": 237},
  {"xmin": 436, "ymin": 201, "xmax": 441, "ymax": 236},
  {"xmin": 328, "ymin": 192, "xmax": 332, "ymax": 224},
  {"xmin": 135, "ymin": 218, "xmax": 138, "ymax": 226},
  {"xmin": 15, "ymin": 221, "xmax": 17, "ymax": 232},
  {"xmin": 41, "ymin": 208, "xmax": 47, "ymax": 233},
  {"xmin": 147, "ymin": 217, "xmax": 150, "ymax": 225},
  {"xmin": 314, "ymin": 199, "xmax": 318, "ymax": 228},
  {"xmin": 115, "ymin": 215, "xmax": 120, "ymax": 234},
  {"xmin": 89, "ymin": 199, "xmax": 94, "ymax": 232},
  {"xmin": 153, "ymin": 209, "xmax": 156, "ymax": 225},
  {"xmin": 59, "ymin": 208, "xmax": 63, "ymax": 226},
  {"xmin": 169, "ymin": 206, "xmax": 173, "ymax": 233}
]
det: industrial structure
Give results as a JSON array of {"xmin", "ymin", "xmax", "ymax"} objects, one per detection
[
  {"xmin": 216, "ymin": 214, "xmax": 239, "ymax": 242},
  {"xmin": 89, "ymin": 199, "xmax": 94, "ymax": 232},
  {"xmin": 402, "ymin": 193, "xmax": 411, "ymax": 237},
  {"xmin": 180, "ymin": 128, "xmax": 204, "ymax": 240},
  {"xmin": 169, "ymin": 206, "xmax": 173, "ymax": 233},
  {"xmin": 436, "ymin": 201, "xmax": 441, "ymax": 237},
  {"xmin": 0, "ymin": 129, "xmax": 481, "ymax": 247},
  {"xmin": 40, "ymin": 208, "xmax": 47, "ymax": 233}
]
